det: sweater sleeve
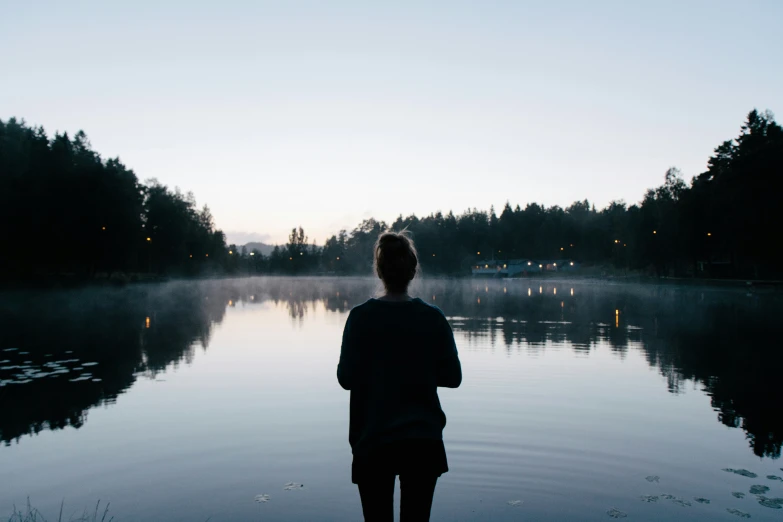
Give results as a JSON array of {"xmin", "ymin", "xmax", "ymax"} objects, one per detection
[
  {"xmin": 337, "ymin": 310, "xmax": 358, "ymax": 390},
  {"xmin": 437, "ymin": 314, "xmax": 462, "ymax": 388}
]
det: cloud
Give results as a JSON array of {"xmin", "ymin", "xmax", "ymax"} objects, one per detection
[{"xmin": 225, "ymin": 231, "xmax": 273, "ymax": 245}]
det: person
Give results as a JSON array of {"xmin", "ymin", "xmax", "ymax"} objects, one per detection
[{"xmin": 337, "ymin": 231, "xmax": 462, "ymax": 522}]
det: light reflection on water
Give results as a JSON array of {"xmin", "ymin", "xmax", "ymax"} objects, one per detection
[{"xmin": 0, "ymin": 278, "xmax": 782, "ymax": 521}]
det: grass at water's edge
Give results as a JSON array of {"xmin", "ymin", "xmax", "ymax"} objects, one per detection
[{"xmin": 7, "ymin": 499, "xmax": 112, "ymax": 522}]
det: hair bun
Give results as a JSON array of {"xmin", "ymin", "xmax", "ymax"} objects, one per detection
[{"xmin": 374, "ymin": 231, "xmax": 419, "ymax": 293}]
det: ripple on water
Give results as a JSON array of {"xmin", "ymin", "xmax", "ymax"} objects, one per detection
[
  {"xmin": 639, "ymin": 495, "xmax": 659, "ymax": 503},
  {"xmin": 607, "ymin": 508, "xmax": 627, "ymax": 518},
  {"xmin": 283, "ymin": 482, "xmax": 303, "ymax": 491},
  {"xmin": 723, "ymin": 468, "xmax": 758, "ymax": 478},
  {"xmin": 694, "ymin": 497, "xmax": 710, "ymax": 504},
  {"xmin": 254, "ymin": 494, "xmax": 270, "ymax": 503},
  {"xmin": 767, "ymin": 475, "xmax": 783, "ymax": 482},
  {"xmin": 749, "ymin": 485, "xmax": 769, "ymax": 495},
  {"xmin": 727, "ymin": 508, "xmax": 751, "ymax": 518},
  {"xmin": 732, "ymin": 492, "xmax": 745, "ymax": 499},
  {"xmin": 1, "ymin": 356, "xmax": 100, "ymax": 387},
  {"xmin": 507, "ymin": 500, "xmax": 522, "ymax": 507},
  {"xmin": 645, "ymin": 475, "xmax": 660, "ymax": 483}
]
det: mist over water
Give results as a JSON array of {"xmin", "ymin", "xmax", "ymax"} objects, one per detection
[{"xmin": 1, "ymin": 278, "xmax": 782, "ymax": 521}]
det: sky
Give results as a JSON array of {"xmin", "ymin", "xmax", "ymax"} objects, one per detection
[{"xmin": 2, "ymin": 1, "xmax": 782, "ymax": 245}]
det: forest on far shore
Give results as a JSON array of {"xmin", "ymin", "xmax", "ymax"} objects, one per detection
[{"xmin": 1, "ymin": 109, "xmax": 781, "ymax": 282}]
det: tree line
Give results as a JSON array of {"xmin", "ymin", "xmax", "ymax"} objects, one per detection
[
  {"xmin": 2, "ymin": 109, "xmax": 781, "ymax": 282},
  {"xmin": 264, "ymin": 109, "xmax": 782, "ymax": 279},
  {"xmin": 0, "ymin": 119, "xmax": 227, "ymax": 282}
]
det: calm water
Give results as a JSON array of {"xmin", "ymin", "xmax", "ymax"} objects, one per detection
[{"xmin": 1, "ymin": 278, "xmax": 782, "ymax": 521}]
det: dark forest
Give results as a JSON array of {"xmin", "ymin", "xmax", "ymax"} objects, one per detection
[{"xmin": 2, "ymin": 109, "xmax": 780, "ymax": 282}]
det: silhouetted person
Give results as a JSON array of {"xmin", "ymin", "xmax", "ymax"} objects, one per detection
[{"xmin": 337, "ymin": 231, "xmax": 462, "ymax": 521}]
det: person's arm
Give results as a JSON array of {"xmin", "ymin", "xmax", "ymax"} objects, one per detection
[
  {"xmin": 437, "ymin": 314, "xmax": 462, "ymax": 388},
  {"xmin": 337, "ymin": 311, "xmax": 358, "ymax": 390}
]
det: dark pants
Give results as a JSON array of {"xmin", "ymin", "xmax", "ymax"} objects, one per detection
[{"xmin": 357, "ymin": 474, "xmax": 438, "ymax": 522}]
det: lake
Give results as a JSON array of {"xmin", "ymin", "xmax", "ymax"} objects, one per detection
[{"xmin": 1, "ymin": 277, "xmax": 782, "ymax": 521}]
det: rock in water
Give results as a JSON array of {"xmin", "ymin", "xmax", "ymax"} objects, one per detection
[
  {"xmin": 639, "ymin": 495, "xmax": 659, "ymax": 503},
  {"xmin": 694, "ymin": 497, "xmax": 710, "ymax": 504},
  {"xmin": 749, "ymin": 485, "xmax": 769, "ymax": 495},
  {"xmin": 607, "ymin": 508, "xmax": 627, "ymax": 518},
  {"xmin": 766, "ymin": 475, "xmax": 783, "ymax": 482},
  {"xmin": 722, "ymin": 468, "xmax": 758, "ymax": 478},
  {"xmin": 726, "ymin": 508, "xmax": 751, "ymax": 518},
  {"xmin": 756, "ymin": 496, "xmax": 783, "ymax": 509},
  {"xmin": 731, "ymin": 492, "xmax": 745, "ymax": 499}
]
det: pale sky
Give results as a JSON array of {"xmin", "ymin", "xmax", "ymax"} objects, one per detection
[{"xmin": 2, "ymin": 1, "xmax": 781, "ymax": 245}]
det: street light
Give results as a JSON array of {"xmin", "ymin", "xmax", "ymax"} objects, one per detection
[
  {"xmin": 707, "ymin": 232, "xmax": 712, "ymax": 237},
  {"xmin": 250, "ymin": 252, "xmax": 255, "ymax": 256},
  {"xmin": 229, "ymin": 250, "xmax": 233, "ymax": 255},
  {"xmin": 146, "ymin": 237, "xmax": 151, "ymax": 242}
]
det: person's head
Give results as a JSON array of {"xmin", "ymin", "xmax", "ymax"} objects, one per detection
[{"xmin": 374, "ymin": 231, "xmax": 418, "ymax": 294}]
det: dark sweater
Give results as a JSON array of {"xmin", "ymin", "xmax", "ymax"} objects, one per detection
[{"xmin": 337, "ymin": 297, "xmax": 462, "ymax": 457}]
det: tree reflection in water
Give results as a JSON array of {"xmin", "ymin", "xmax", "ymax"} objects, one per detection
[{"xmin": 1, "ymin": 278, "xmax": 780, "ymax": 458}]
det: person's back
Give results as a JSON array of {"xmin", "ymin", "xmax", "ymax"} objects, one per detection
[{"xmin": 337, "ymin": 231, "xmax": 462, "ymax": 522}]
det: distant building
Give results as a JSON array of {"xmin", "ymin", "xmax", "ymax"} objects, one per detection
[{"xmin": 471, "ymin": 258, "xmax": 580, "ymax": 277}]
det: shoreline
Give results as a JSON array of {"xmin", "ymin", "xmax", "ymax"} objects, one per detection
[{"xmin": 1, "ymin": 272, "xmax": 782, "ymax": 293}]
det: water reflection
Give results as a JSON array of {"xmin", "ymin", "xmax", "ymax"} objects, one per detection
[{"xmin": 1, "ymin": 278, "xmax": 781, "ymax": 459}]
